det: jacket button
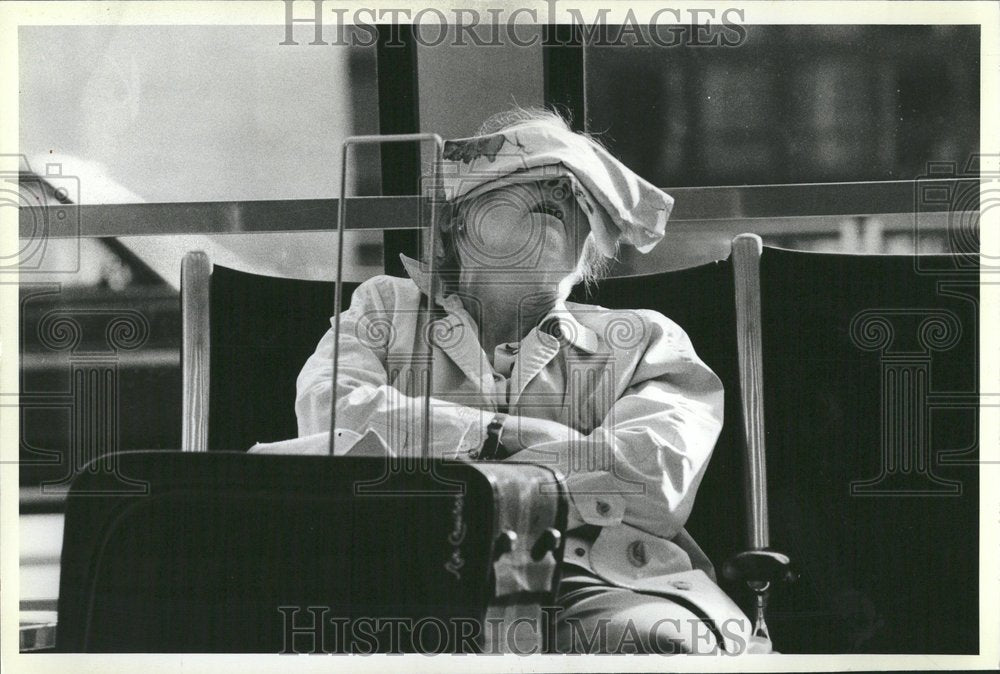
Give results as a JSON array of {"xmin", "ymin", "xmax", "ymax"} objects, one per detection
[
  {"xmin": 574, "ymin": 547, "xmax": 586, "ymax": 557},
  {"xmin": 627, "ymin": 540, "xmax": 647, "ymax": 567},
  {"xmin": 493, "ymin": 530, "xmax": 517, "ymax": 560},
  {"xmin": 531, "ymin": 528, "xmax": 562, "ymax": 561},
  {"xmin": 595, "ymin": 500, "xmax": 612, "ymax": 517}
]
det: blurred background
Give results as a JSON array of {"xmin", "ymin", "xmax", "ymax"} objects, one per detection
[
  {"xmin": 18, "ymin": 24, "xmax": 979, "ymax": 287},
  {"xmin": 16, "ymin": 23, "xmax": 980, "ymax": 617}
]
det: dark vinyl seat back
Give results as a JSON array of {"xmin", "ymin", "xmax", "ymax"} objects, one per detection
[
  {"xmin": 207, "ymin": 265, "xmax": 358, "ymax": 450},
  {"xmin": 574, "ymin": 248, "xmax": 979, "ymax": 654},
  {"xmin": 758, "ymin": 248, "xmax": 978, "ymax": 654}
]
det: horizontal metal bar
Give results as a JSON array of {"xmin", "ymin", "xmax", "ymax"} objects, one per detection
[
  {"xmin": 345, "ymin": 133, "xmax": 442, "ymax": 145},
  {"xmin": 20, "ymin": 178, "xmax": 977, "ymax": 239},
  {"xmin": 19, "ymin": 196, "xmax": 418, "ymax": 239}
]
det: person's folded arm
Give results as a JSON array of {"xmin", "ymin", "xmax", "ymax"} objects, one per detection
[
  {"xmin": 507, "ymin": 311, "xmax": 724, "ymax": 539},
  {"xmin": 296, "ymin": 278, "xmax": 617, "ymax": 460},
  {"xmin": 295, "ymin": 278, "xmax": 490, "ymax": 456}
]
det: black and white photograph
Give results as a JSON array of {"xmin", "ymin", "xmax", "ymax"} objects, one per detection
[{"xmin": 2, "ymin": 1, "xmax": 997, "ymax": 671}]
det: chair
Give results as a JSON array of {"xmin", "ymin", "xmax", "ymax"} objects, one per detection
[
  {"xmin": 176, "ymin": 235, "xmax": 795, "ymax": 643},
  {"xmin": 572, "ymin": 235, "xmax": 792, "ymax": 645},
  {"xmin": 58, "ymin": 254, "xmax": 570, "ymax": 654},
  {"xmin": 57, "ymin": 237, "xmax": 979, "ymax": 653},
  {"xmin": 180, "ymin": 255, "xmax": 360, "ymax": 452},
  {"xmin": 575, "ymin": 245, "xmax": 979, "ymax": 653},
  {"xmin": 754, "ymin": 247, "xmax": 977, "ymax": 653}
]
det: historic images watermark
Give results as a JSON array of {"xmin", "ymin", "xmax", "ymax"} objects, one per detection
[
  {"xmin": 277, "ymin": 606, "xmax": 751, "ymax": 655},
  {"xmin": 5, "ymin": 154, "xmax": 149, "ymax": 495},
  {"xmin": 912, "ymin": 154, "xmax": 994, "ymax": 272},
  {"xmin": 844, "ymin": 156, "xmax": 991, "ymax": 497},
  {"xmin": 279, "ymin": 0, "xmax": 749, "ymax": 48},
  {"xmin": 2, "ymin": 155, "xmax": 80, "ymax": 276}
]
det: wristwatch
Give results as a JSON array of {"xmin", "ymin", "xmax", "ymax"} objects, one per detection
[{"xmin": 477, "ymin": 413, "xmax": 508, "ymax": 461}]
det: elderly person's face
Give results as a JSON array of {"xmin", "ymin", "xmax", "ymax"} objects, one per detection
[{"xmin": 454, "ymin": 177, "xmax": 590, "ymax": 287}]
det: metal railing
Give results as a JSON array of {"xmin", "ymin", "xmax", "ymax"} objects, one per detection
[{"xmin": 18, "ymin": 177, "xmax": 978, "ymax": 239}]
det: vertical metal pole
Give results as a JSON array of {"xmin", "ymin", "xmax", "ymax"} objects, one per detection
[
  {"xmin": 329, "ymin": 147, "xmax": 350, "ymax": 456},
  {"xmin": 330, "ymin": 134, "xmax": 444, "ymax": 457},
  {"xmin": 421, "ymin": 137, "xmax": 444, "ymax": 459}
]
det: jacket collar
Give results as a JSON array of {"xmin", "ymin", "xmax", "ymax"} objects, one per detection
[{"xmin": 398, "ymin": 254, "xmax": 599, "ymax": 354}]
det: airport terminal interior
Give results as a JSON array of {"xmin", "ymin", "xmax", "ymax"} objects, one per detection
[{"xmin": 14, "ymin": 22, "xmax": 982, "ymax": 656}]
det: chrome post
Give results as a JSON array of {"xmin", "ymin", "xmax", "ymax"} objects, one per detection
[{"xmin": 331, "ymin": 134, "xmax": 445, "ymax": 457}]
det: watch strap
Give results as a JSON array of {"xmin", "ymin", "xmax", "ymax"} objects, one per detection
[{"xmin": 478, "ymin": 413, "xmax": 507, "ymax": 461}]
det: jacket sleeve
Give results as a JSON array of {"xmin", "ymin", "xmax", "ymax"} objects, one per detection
[
  {"xmin": 513, "ymin": 310, "xmax": 724, "ymax": 539},
  {"xmin": 294, "ymin": 277, "xmax": 487, "ymax": 456}
]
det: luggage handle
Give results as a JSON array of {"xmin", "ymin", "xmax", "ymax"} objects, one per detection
[{"xmin": 330, "ymin": 134, "xmax": 445, "ymax": 457}]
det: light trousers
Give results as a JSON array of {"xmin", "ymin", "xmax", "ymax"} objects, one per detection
[{"xmin": 553, "ymin": 561, "xmax": 727, "ymax": 654}]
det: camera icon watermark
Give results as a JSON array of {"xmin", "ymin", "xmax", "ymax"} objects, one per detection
[
  {"xmin": 412, "ymin": 140, "xmax": 592, "ymax": 285},
  {"xmin": 913, "ymin": 154, "xmax": 997, "ymax": 274},
  {"xmin": 0, "ymin": 154, "xmax": 81, "ymax": 275}
]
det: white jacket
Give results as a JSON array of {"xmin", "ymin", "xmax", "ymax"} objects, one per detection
[{"xmin": 295, "ymin": 255, "xmax": 738, "ymax": 591}]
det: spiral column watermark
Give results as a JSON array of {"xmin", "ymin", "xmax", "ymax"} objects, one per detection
[
  {"xmin": 849, "ymin": 309, "xmax": 964, "ymax": 496},
  {"xmin": 21, "ymin": 308, "xmax": 151, "ymax": 494}
]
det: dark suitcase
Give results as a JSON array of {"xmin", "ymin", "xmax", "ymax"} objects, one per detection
[{"xmin": 55, "ymin": 451, "xmax": 567, "ymax": 653}]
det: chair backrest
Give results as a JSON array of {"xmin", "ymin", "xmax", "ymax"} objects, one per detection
[
  {"xmin": 208, "ymin": 265, "xmax": 359, "ymax": 450},
  {"xmin": 576, "ymin": 247, "xmax": 979, "ymax": 654},
  {"xmin": 181, "ymin": 257, "xmax": 358, "ymax": 451},
  {"xmin": 759, "ymin": 248, "xmax": 977, "ymax": 654},
  {"xmin": 183, "ymin": 244, "xmax": 979, "ymax": 654}
]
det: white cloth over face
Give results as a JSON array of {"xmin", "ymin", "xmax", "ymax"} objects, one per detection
[{"xmin": 441, "ymin": 121, "xmax": 674, "ymax": 256}]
